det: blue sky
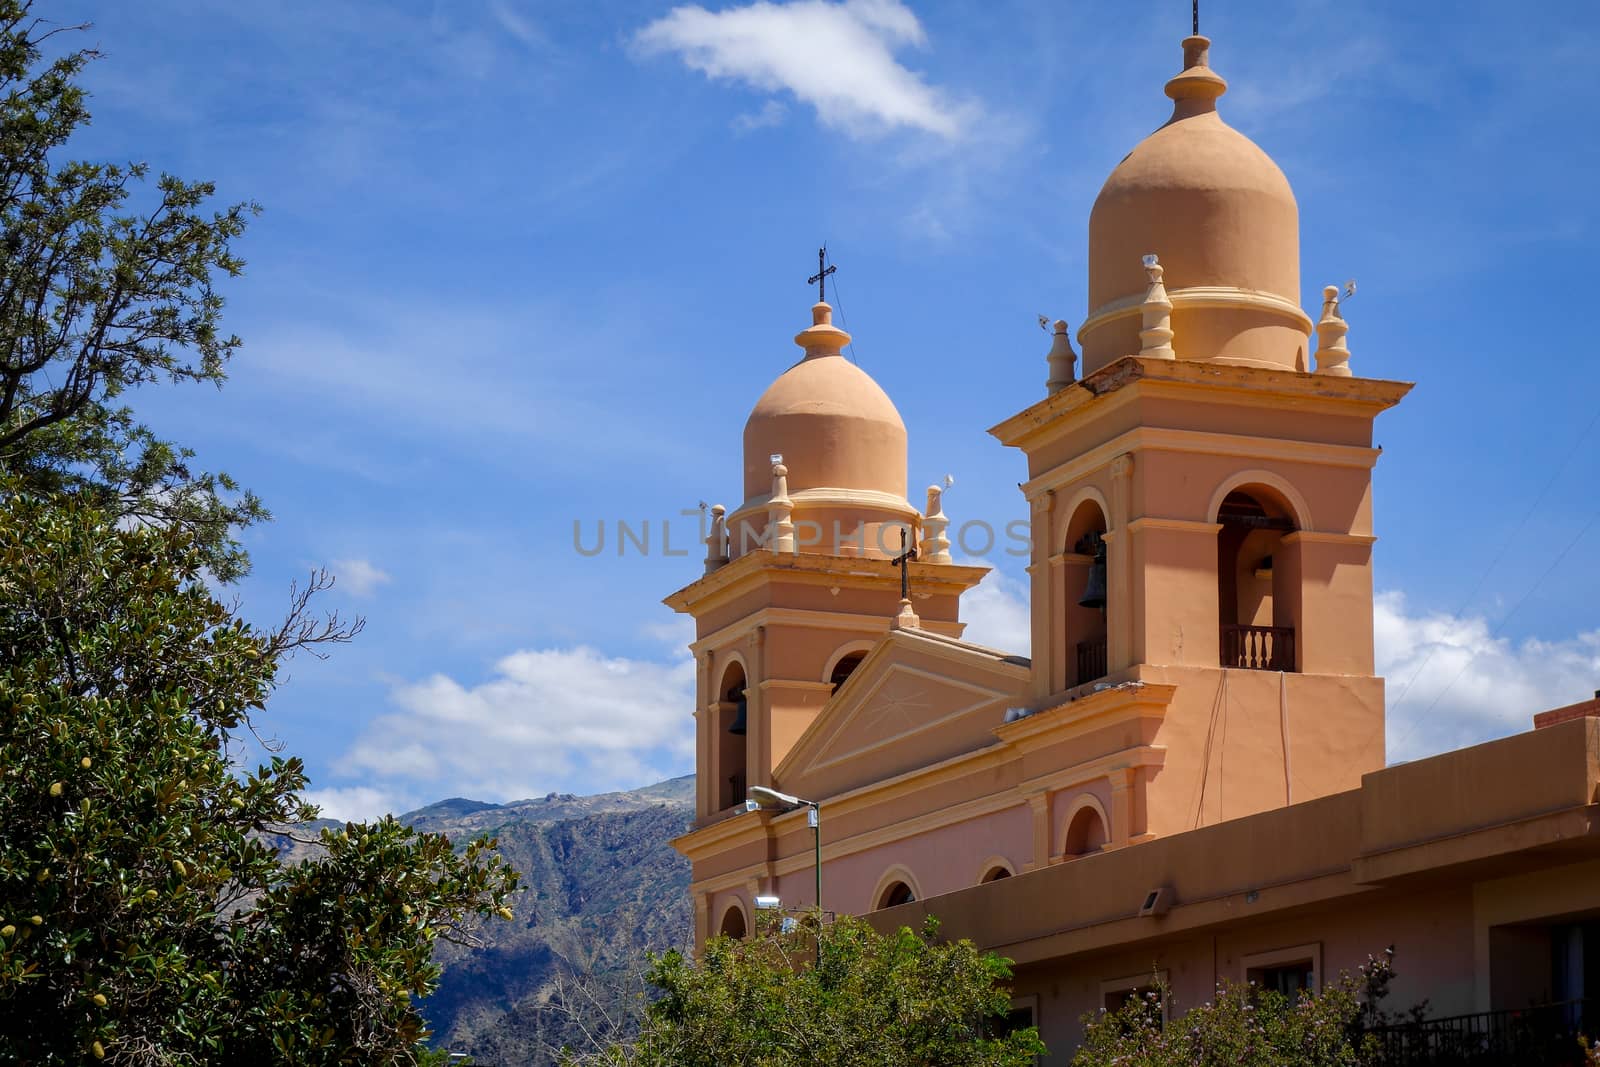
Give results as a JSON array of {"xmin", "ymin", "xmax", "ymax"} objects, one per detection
[{"xmin": 70, "ymin": 0, "xmax": 1599, "ymax": 818}]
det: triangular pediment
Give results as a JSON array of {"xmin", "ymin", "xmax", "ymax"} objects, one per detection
[{"xmin": 775, "ymin": 628, "xmax": 1029, "ymax": 801}]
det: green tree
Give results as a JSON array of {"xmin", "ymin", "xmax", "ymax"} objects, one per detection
[
  {"xmin": 0, "ymin": 492, "xmax": 520, "ymax": 1064},
  {"xmin": 1072, "ymin": 952, "xmax": 1397, "ymax": 1067},
  {"xmin": 0, "ymin": 1, "xmax": 263, "ymax": 582},
  {"xmin": 565, "ymin": 912, "xmax": 1045, "ymax": 1067}
]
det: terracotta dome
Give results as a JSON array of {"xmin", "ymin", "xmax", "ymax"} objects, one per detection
[
  {"xmin": 742, "ymin": 303, "xmax": 906, "ymax": 501},
  {"xmin": 1079, "ymin": 36, "xmax": 1312, "ymax": 375}
]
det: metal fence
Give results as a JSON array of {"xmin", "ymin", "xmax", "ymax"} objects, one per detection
[{"xmin": 1367, "ymin": 999, "xmax": 1597, "ymax": 1066}]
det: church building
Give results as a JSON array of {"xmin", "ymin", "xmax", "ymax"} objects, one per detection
[{"xmin": 666, "ymin": 30, "xmax": 1600, "ymax": 1059}]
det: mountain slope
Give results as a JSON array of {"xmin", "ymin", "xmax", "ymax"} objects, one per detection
[{"xmin": 414, "ymin": 776, "xmax": 695, "ymax": 1063}]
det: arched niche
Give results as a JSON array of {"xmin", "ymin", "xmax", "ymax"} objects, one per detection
[
  {"xmin": 717, "ymin": 899, "xmax": 748, "ymax": 940},
  {"xmin": 1062, "ymin": 495, "xmax": 1110, "ymax": 686},
  {"xmin": 1060, "ymin": 794, "xmax": 1110, "ymax": 859},
  {"xmin": 716, "ymin": 661, "xmax": 748, "ymax": 811},
  {"xmin": 824, "ymin": 642, "xmax": 873, "ymax": 693},
  {"xmin": 977, "ymin": 856, "xmax": 1015, "ymax": 884},
  {"xmin": 871, "ymin": 865, "xmax": 924, "ymax": 910},
  {"xmin": 1213, "ymin": 481, "xmax": 1300, "ymax": 672}
]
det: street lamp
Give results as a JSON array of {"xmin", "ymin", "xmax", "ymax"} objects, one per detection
[{"xmin": 745, "ymin": 785, "xmax": 822, "ymax": 911}]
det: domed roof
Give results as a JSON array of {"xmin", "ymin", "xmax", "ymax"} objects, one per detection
[
  {"xmin": 1079, "ymin": 36, "xmax": 1311, "ymax": 375},
  {"xmin": 742, "ymin": 303, "xmax": 907, "ymax": 501}
]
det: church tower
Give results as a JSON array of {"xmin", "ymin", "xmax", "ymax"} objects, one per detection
[
  {"xmin": 666, "ymin": 295, "xmax": 986, "ymax": 827},
  {"xmin": 991, "ymin": 35, "xmax": 1411, "ymax": 836}
]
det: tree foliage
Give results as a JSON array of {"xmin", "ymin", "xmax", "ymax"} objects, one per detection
[
  {"xmin": 566, "ymin": 912, "xmax": 1045, "ymax": 1067},
  {"xmin": 1072, "ymin": 951, "xmax": 1397, "ymax": 1067},
  {"xmin": 0, "ymin": 492, "xmax": 521, "ymax": 1064},
  {"xmin": 0, "ymin": 1, "xmax": 263, "ymax": 581}
]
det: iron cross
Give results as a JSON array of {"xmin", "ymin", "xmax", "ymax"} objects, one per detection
[
  {"xmin": 1193, "ymin": 0, "xmax": 1199, "ymax": 35},
  {"xmin": 807, "ymin": 247, "xmax": 836, "ymax": 303},
  {"xmin": 892, "ymin": 527, "xmax": 918, "ymax": 601}
]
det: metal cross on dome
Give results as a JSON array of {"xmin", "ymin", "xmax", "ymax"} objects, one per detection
[{"xmin": 807, "ymin": 246, "xmax": 836, "ymax": 303}]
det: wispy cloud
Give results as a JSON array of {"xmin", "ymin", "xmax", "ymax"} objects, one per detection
[
  {"xmin": 732, "ymin": 98, "xmax": 788, "ymax": 133},
  {"xmin": 634, "ymin": 0, "xmax": 978, "ymax": 139},
  {"xmin": 331, "ymin": 557, "xmax": 393, "ymax": 598},
  {"xmin": 302, "ymin": 784, "xmax": 410, "ymax": 823},
  {"xmin": 1377, "ymin": 591, "xmax": 1600, "ymax": 762},
  {"xmin": 337, "ymin": 644, "xmax": 696, "ymax": 802},
  {"xmin": 958, "ymin": 564, "xmax": 1031, "ymax": 654}
]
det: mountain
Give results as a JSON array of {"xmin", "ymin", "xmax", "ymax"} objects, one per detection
[{"xmin": 409, "ymin": 775, "xmax": 696, "ymax": 1064}]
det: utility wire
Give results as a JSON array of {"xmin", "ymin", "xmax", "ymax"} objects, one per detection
[
  {"xmin": 822, "ymin": 244, "xmax": 860, "ymax": 364},
  {"xmin": 1387, "ymin": 403, "xmax": 1600, "ymax": 721}
]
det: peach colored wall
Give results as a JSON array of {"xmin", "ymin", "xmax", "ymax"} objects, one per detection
[{"xmin": 771, "ymin": 803, "xmax": 1035, "ymax": 913}]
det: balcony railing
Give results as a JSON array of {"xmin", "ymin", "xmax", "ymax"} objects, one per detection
[
  {"xmin": 1367, "ymin": 998, "xmax": 1597, "ymax": 1066},
  {"xmin": 1076, "ymin": 637, "xmax": 1107, "ymax": 685},
  {"xmin": 1220, "ymin": 624, "xmax": 1295, "ymax": 671}
]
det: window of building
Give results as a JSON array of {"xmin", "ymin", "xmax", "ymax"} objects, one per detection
[
  {"xmin": 1241, "ymin": 944, "xmax": 1321, "ymax": 1000},
  {"xmin": 1099, "ymin": 971, "xmax": 1168, "ymax": 1021},
  {"xmin": 980, "ymin": 865, "xmax": 1013, "ymax": 883}
]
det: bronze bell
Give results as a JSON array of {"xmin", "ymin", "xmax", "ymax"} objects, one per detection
[
  {"xmin": 728, "ymin": 692, "xmax": 748, "ymax": 735},
  {"xmin": 1078, "ymin": 534, "xmax": 1107, "ymax": 610}
]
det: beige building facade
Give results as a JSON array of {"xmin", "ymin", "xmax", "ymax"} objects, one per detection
[{"xmin": 667, "ymin": 31, "xmax": 1600, "ymax": 1061}]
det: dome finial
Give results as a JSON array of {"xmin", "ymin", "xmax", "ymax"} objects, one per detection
[{"xmin": 1165, "ymin": 34, "xmax": 1227, "ymax": 113}]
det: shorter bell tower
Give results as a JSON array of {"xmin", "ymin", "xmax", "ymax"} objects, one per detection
[{"xmin": 667, "ymin": 295, "xmax": 986, "ymax": 825}]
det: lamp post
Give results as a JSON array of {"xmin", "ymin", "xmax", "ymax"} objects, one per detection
[{"xmin": 745, "ymin": 785, "xmax": 821, "ymax": 912}]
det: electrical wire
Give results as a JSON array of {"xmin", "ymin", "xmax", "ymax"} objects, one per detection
[{"xmin": 822, "ymin": 244, "xmax": 860, "ymax": 364}]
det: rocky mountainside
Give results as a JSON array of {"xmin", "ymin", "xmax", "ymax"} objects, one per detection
[{"xmin": 411, "ymin": 776, "xmax": 695, "ymax": 1064}]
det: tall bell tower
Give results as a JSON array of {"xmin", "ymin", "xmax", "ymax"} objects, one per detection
[{"xmin": 991, "ymin": 34, "xmax": 1410, "ymax": 838}]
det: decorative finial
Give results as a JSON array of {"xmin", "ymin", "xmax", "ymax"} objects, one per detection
[
  {"xmin": 807, "ymin": 246, "xmax": 836, "ymax": 304},
  {"xmin": 1314, "ymin": 285, "xmax": 1352, "ymax": 377},
  {"xmin": 705, "ymin": 503, "xmax": 728, "ymax": 572},
  {"xmin": 768, "ymin": 455, "xmax": 796, "ymax": 553},
  {"xmin": 922, "ymin": 485, "xmax": 952, "ymax": 564},
  {"xmin": 1166, "ymin": 33, "xmax": 1226, "ymax": 110},
  {"xmin": 1138, "ymin": 254, "xmax": 1176, "ymax": 360},
  {"xmin": 1045, "ymin": 318, "xmax": 1078, "ymax": 394}
]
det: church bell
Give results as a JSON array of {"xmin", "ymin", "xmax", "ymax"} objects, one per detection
[
  {"xmin": 728, "ymin": 692, "xmax": 748, "ymax": 735},
  {"xmin": 1078, "ymin": 534, "xmax": 1108, "ymax": 610}
]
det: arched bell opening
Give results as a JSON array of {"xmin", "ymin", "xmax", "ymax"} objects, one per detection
[
  {"xmin": 1215, "ymin": 487, "xmax": 1299, "ymax": 672},
  {"xmin": 877, "ymin": 881, "xmax": 915, "ymax": 909},
  {"xmin": 828, "ymin": 651, "xmax": 867, "ymax": 693},
  {"xmin": 716, "ymin": 662, "xmax": 748, "ymax": 811},
  {"xmin": 1062, "ymin": 803, "xmax": 1109, "ymax": 859},
  {"xmin": 718, "ymin": 901, "xmax": 748, "ymax": 940},
  {"xmin": 1063, "ymin": 498, "xmax": 1110, "ymax": 686}
]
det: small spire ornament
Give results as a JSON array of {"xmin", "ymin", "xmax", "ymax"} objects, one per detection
[
  {"xmin": 1138, "ymin": 254, "xmax": 1176, "ymax": 360},
  {"xmin": 1314, "ymin": 284, "xmax": 1352, "ymax": 376}
]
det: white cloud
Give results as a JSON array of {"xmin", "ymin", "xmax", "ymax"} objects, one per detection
[
  {"xmin": 959, "ymin": 564, "xmax": 1031, "ymax": 655},
  {"xmin": 1377, "ymin": 591, "xmax": 1600, "ymax": 762},
  {"xmin": 634, "ymin": 0, "xmax": 976, "ymax": 139},
  {"xmin": 331, "ymin": 557, "xmax": 393, "ymax": 598},
  {"xmin": 301, "ymin": 785, "xmax": 409, "ymax": 823},
  {"xmin": 486, "ymin": 0, "xmax": 547, "ymax": 49},
  {"xmin": 340, "ymin": 646, "xmax": 696, "ymax": 802},
  {"xmin": 946, "ymin": 577, "xmax": 1599, "ymax": 763}
]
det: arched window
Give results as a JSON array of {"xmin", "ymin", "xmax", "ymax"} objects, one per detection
[
  {"xmin": 829, "ymin": 651, "xmax": 867, "ymax": 692},
  {"xmin": 877, "ymin": 881, "xmax": 915, "ymax": 909},
  {"xmin": 716, "ymin": 663, "xmax": 748, "ymax": 811},
  {"xmin": 1215, "ymin": 487, "xmax": 1298, "ymax": 672},
  {"xmin": 1063, "ymin": 803, "xmax": 1108, "ymax": 858},
  {"xmin": 1063, "ymin": 498, "xmax": 1109, "ymax": 686},
  {"xmin": 718, "ymin": 902, "xmax": 747, "ymax": 940},
  {"xmin": 980, "ymin": 865, "xmax": 1013, "ymax": 884}
]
